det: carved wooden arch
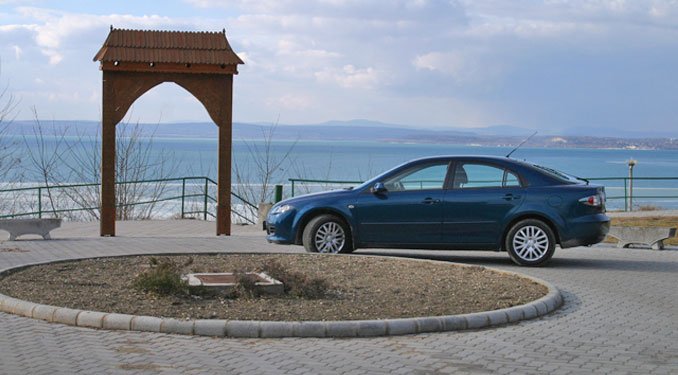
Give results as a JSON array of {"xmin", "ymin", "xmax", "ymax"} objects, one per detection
[
  {"xmin": 101, "ymin": 69, "xmax": 234, "ymax": 236},
  {"xmin": 103, "ymin": 72, "xmax": 232, "ymax": 126}
]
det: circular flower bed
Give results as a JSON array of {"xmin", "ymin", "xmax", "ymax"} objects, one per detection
[{"xmin": 0, "ymin": 253, "xmax": 547, "ymax": 321}]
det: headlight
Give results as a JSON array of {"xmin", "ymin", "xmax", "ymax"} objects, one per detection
[{"xmin": 270, "ymin": 204, "xmax": 293, "ymax": 215}]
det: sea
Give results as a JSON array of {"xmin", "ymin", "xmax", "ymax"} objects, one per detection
[{"xmin": 7, "ymin": 135, "xmax": 678, "ymax": 213}]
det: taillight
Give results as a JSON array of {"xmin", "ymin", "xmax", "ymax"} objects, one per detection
[{"xmin": 579, "ymin": 194, "xmax": 603, "ymax": 207}]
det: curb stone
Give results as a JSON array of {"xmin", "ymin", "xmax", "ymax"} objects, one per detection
[{"xmin": 0, "ymin": 254, "xmax": 563, "ymax": 338}]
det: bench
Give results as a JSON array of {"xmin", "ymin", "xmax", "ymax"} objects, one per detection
[
  {"xmin": 0, "ymin": 218, "xmax": 62, "ymax": 241},
  {"xmin": 608, "ymin": 226, "xmax": 676, "ymax": 250}
]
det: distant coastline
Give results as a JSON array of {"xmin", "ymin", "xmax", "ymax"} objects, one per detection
[{"xmin": 7, "ymin": 119, "xmax": 678, "ymax": 150}]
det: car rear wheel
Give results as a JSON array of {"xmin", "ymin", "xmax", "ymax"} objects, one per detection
[
  {"xmin": 505, "ymin": 219, "xmax": 556, "ymax": 266},
  {"xmin": 302, "ymin": 214, "xmax": 354, "ymax": 254}
]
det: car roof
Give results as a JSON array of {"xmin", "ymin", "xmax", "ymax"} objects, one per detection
[{"xmin": 409, "ymin": 155, "xmax": 526, "ymax": 165}]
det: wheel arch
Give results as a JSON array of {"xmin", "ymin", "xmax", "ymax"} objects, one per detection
[
  {"xmin": 294, "ymin": 208, "xmax": 354, "ymax": 246},
  {"xmin": 502, "ymin": 213, "xmax": 561, "ymax": 249}
]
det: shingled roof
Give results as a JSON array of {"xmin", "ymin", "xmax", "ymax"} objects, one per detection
[{"xmin": 93, "ymin": 28, "xmax": 244, "ymax": 65}]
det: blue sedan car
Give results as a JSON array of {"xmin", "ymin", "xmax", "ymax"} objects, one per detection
[{"xmin": 266, "ymin": 156, "xmax": 610, "ymax": 266}]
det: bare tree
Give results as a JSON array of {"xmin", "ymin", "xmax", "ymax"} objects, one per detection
[
  {"xmin": 59, "ymin": 121, "xmax": 180, "ymax": 220},
  {"xmin": 22, "ymin": 107, "xmax": 69, "ymax": 217},
  {"xmin": 0, "ymin": 65, "xmax": 20, "ymax": 182},
  {"xmin": 21, "ymin": 116, "xmax": 180, "ymax": 221},
  {"xmin": 0, "ymin": 65, "xmax": 25, "ymax": 217},
  {"xmin": 233, "ymin": 123, "xmax": 297, "ymax": 219}
]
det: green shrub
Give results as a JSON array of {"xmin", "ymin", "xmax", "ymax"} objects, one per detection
[{"xmin": 132, "ymin": 258, "xmax": 188, "ymax": 296}]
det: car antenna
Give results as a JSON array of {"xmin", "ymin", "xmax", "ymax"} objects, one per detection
[{"xmin": 506, "ymin": 131, "xmax": 538, "ymax": 158}]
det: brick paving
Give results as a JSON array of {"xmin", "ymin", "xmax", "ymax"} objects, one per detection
[{"xmin": 0, "ymin": 220, "xmax": 676, "ymax": 374}]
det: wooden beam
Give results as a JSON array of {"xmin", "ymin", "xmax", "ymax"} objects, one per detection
[{"xmin": 100, "ymin": 61, "xmax": 238, "ymax": 75}]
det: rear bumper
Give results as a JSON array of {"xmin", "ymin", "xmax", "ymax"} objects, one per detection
[{"xmin": 561, "ymin": 214, "xmax": 610, "ymax": 248}]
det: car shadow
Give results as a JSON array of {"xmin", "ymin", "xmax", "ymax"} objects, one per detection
[
  {"xmin": 546, "ymin": 257, "xmax": 677, "ymax": 273},
  {"xmin": 355, "ymin": 250, "xmax": 677, "ymax": 273},
  {"xmin": 355, "ymin": 250, "xmax": 515, "ymax": 267}
]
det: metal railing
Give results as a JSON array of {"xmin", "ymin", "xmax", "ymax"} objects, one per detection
[
  {"xmin": 289, "ymin": 177, "xmax": 678, "ymax": 211},
  {"xmin": 4, "ymin": 175, "xmax": 677, "ymax": 219},
  {"xmin": 587, "ymin": 177, "xmax": 678, "ymax": 211},
  {"xmin": 0, "ymin": 176, "xmax": 259, "ymax": 224}
]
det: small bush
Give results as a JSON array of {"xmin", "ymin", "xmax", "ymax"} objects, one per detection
[
  {"xmin": 262, "ymin": 260, "xmax": 331, "ymax": 299},
  {"xmin": 132, "ymin": 258, "xmax": 188, "ymax": 296},
  {"xmin": 232, "ymin": 271, "xmax": 261, "ymax": 299}
]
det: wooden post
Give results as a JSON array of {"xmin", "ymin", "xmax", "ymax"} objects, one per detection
[
  {"xmin": 101, "ymin": 71, "xmax": 116, "ymax": 236},
  {"xmin": 216, "ymin": 75, "xmax": 233, "ymax": 235}
]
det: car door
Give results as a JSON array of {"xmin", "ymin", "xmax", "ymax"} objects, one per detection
[
  {"xmin": 442, "ymin": 162, "xmax": 525, "ymax": 247},
  {"xmin": 353, "ymin": 161, "xmax": 450, "ymax": 246}
]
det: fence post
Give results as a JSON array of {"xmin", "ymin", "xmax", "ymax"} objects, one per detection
[
  {"xmin": 628, "ymin": 159, "xmax": 636, "ymax": 211},
  {"xmin": 181, "ymin": 178, "xmax": 186, "ymax": 219},
  {"xmin": 291, "ymin": 180, "xmax": 295, "ymax": 197},
  {"xmin": 624, "ymin": 177, "xmax": 629, "ymax": 212},
  {"xmin": 204, "ymin": 178, "xmax": 209, "ymax": 221},
  {"xmin": 275, "ymin": 184, "xmax": 283, "ymax": 203},
  {"xmin": 38, "ymin": 187, "xmax": 42, "ymax": 219}
]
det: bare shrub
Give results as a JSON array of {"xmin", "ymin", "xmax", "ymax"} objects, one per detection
[
  {"xmin": 23, "ymin": 119, "xmax": 180, "ymax": 221},
  {"xmin": 262, "ymin": 260, "xmax": 332, "ymax": 299},
  {"xmin": 636, "ymin": 204, "xmax": 662, "ymax": 212},
  {"xmin": 233, "ymin": 123, "xmax": 297, "ymax": 219}
]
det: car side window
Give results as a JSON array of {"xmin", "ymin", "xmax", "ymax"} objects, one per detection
[
  {"xmin": 454, "ymin": 163, "xmax": 521, "ymax": 189},
  {"xmin": 384, "ymin": 163, "xmax": 449, "ymax": 191},
  {"xmin": 504, "ymin": 170, "xmax": 521, "ymax": 187}
]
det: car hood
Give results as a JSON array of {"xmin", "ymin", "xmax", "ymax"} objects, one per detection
[{"xmin": 276, "ymin": 188, "xmax": 356, "ymax": 207}]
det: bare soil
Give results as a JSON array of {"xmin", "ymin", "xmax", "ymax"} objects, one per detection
[{"xmin": 0, "ymin": 254, "xmax": 547, "ymax": 321}]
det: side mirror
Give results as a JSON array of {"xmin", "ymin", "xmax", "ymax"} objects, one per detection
[{"xmin": 371, "ymin": 182, "xmax": 387, "ymax": 194}]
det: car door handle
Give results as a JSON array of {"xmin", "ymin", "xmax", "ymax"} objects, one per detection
[
  {"xmin": 421, "ymin": 198, "xmax": 441, "ymax": 205},
  {"xmin": 503, "ymin": 193, "xmax": 522, "ymax": 201}
]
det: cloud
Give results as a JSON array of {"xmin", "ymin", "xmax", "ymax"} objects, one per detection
[
  {"xmin": 314, "ymin": 65, "xmax": 381, "ymax": 89},
  {"xmin": 9, "ymin": 7, "xmax": 181, "ymax": 64},
  {"xmin": 12, "ymin": 45, "xmax": 22, "ymax": 60},
  {"xmin": 1, "ymin": 1, "xmax": 678, "ymax": 132},
  {"xmin": 413, "ymin": 52, "xmax": 465, "ymax": 77},
  {"xmin": 266, "ymin": 93, "xmax": 312, "ymax": 110}
]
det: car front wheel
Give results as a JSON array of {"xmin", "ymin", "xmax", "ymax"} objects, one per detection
[
  {"xmin": 505, "ymin": 219, "xmax": 556, "ymax": 266},
  {"xmin": 302, "ymin": 214, "xmax": 354, "ymax": 254}
]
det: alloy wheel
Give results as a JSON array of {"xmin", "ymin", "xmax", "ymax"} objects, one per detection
[
  {"xmin": 512, "ymin": 225, "xmax": 550, "ymax": 261},
  {"xmin": 314, "ymin": 222, "xmax": 346, "ymax": 253}
]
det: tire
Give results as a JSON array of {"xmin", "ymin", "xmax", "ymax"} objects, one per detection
[
  {"xmin": 302, "ymin": 214, "xmax": 354, "ymax": 254},
  {"xmin": 505, "ymin": 219, "xmax": 556, "ymax": 266}
]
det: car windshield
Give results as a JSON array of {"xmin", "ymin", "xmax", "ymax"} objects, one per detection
[{"xmin": 531, "ymin": 164, "xmax": 588, "ymax": 184}]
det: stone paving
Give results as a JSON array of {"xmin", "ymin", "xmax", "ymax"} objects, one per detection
[{"xmin": 0, "ymin": 220, "xmax": 676, "ymax": 374}]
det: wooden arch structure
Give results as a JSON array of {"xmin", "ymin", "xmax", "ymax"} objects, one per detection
[{"xmin": 94, "ymin": 27, "xmax": 243, "ymax": 236}]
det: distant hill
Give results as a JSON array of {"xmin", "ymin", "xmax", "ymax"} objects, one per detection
[
  {"xmin": 5, "ymin": 119, "xmax": 678, "ymax": 149},
  {"xmin": 4, "ymin": 119, "xmax": 505, "ymax": 140}
]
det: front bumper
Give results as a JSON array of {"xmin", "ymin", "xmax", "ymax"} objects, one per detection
[{"xmin": 265, "ymin": 210, "xmax": 296, "ymax": 244}]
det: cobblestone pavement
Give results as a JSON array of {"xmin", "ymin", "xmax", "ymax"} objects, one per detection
[{"xmin": 0, "ymin": 221, "xmax": 676, "ymax": 374}]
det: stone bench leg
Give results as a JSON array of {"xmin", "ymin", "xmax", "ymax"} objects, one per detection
[
  {"xmin": 651, "ymin": 240, "xmax": 665, "ymax": 250},
  {"xmin": 616, "ymin": 241, "xmax": 630, "ymax": 249}
]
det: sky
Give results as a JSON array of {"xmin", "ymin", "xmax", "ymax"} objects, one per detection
[{"xmin": 1, "ymin": 0, "xmax": 677, "ymax": 134}]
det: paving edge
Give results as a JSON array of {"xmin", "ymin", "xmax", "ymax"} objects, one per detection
[{"xmin": 0, "ymin": 253, "xmax": 563, "ymax": 338}]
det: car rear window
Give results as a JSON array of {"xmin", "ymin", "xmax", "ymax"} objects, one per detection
[{"xmin": 531, "ymin": 164, "xmax": 582, "ymax": 184}]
